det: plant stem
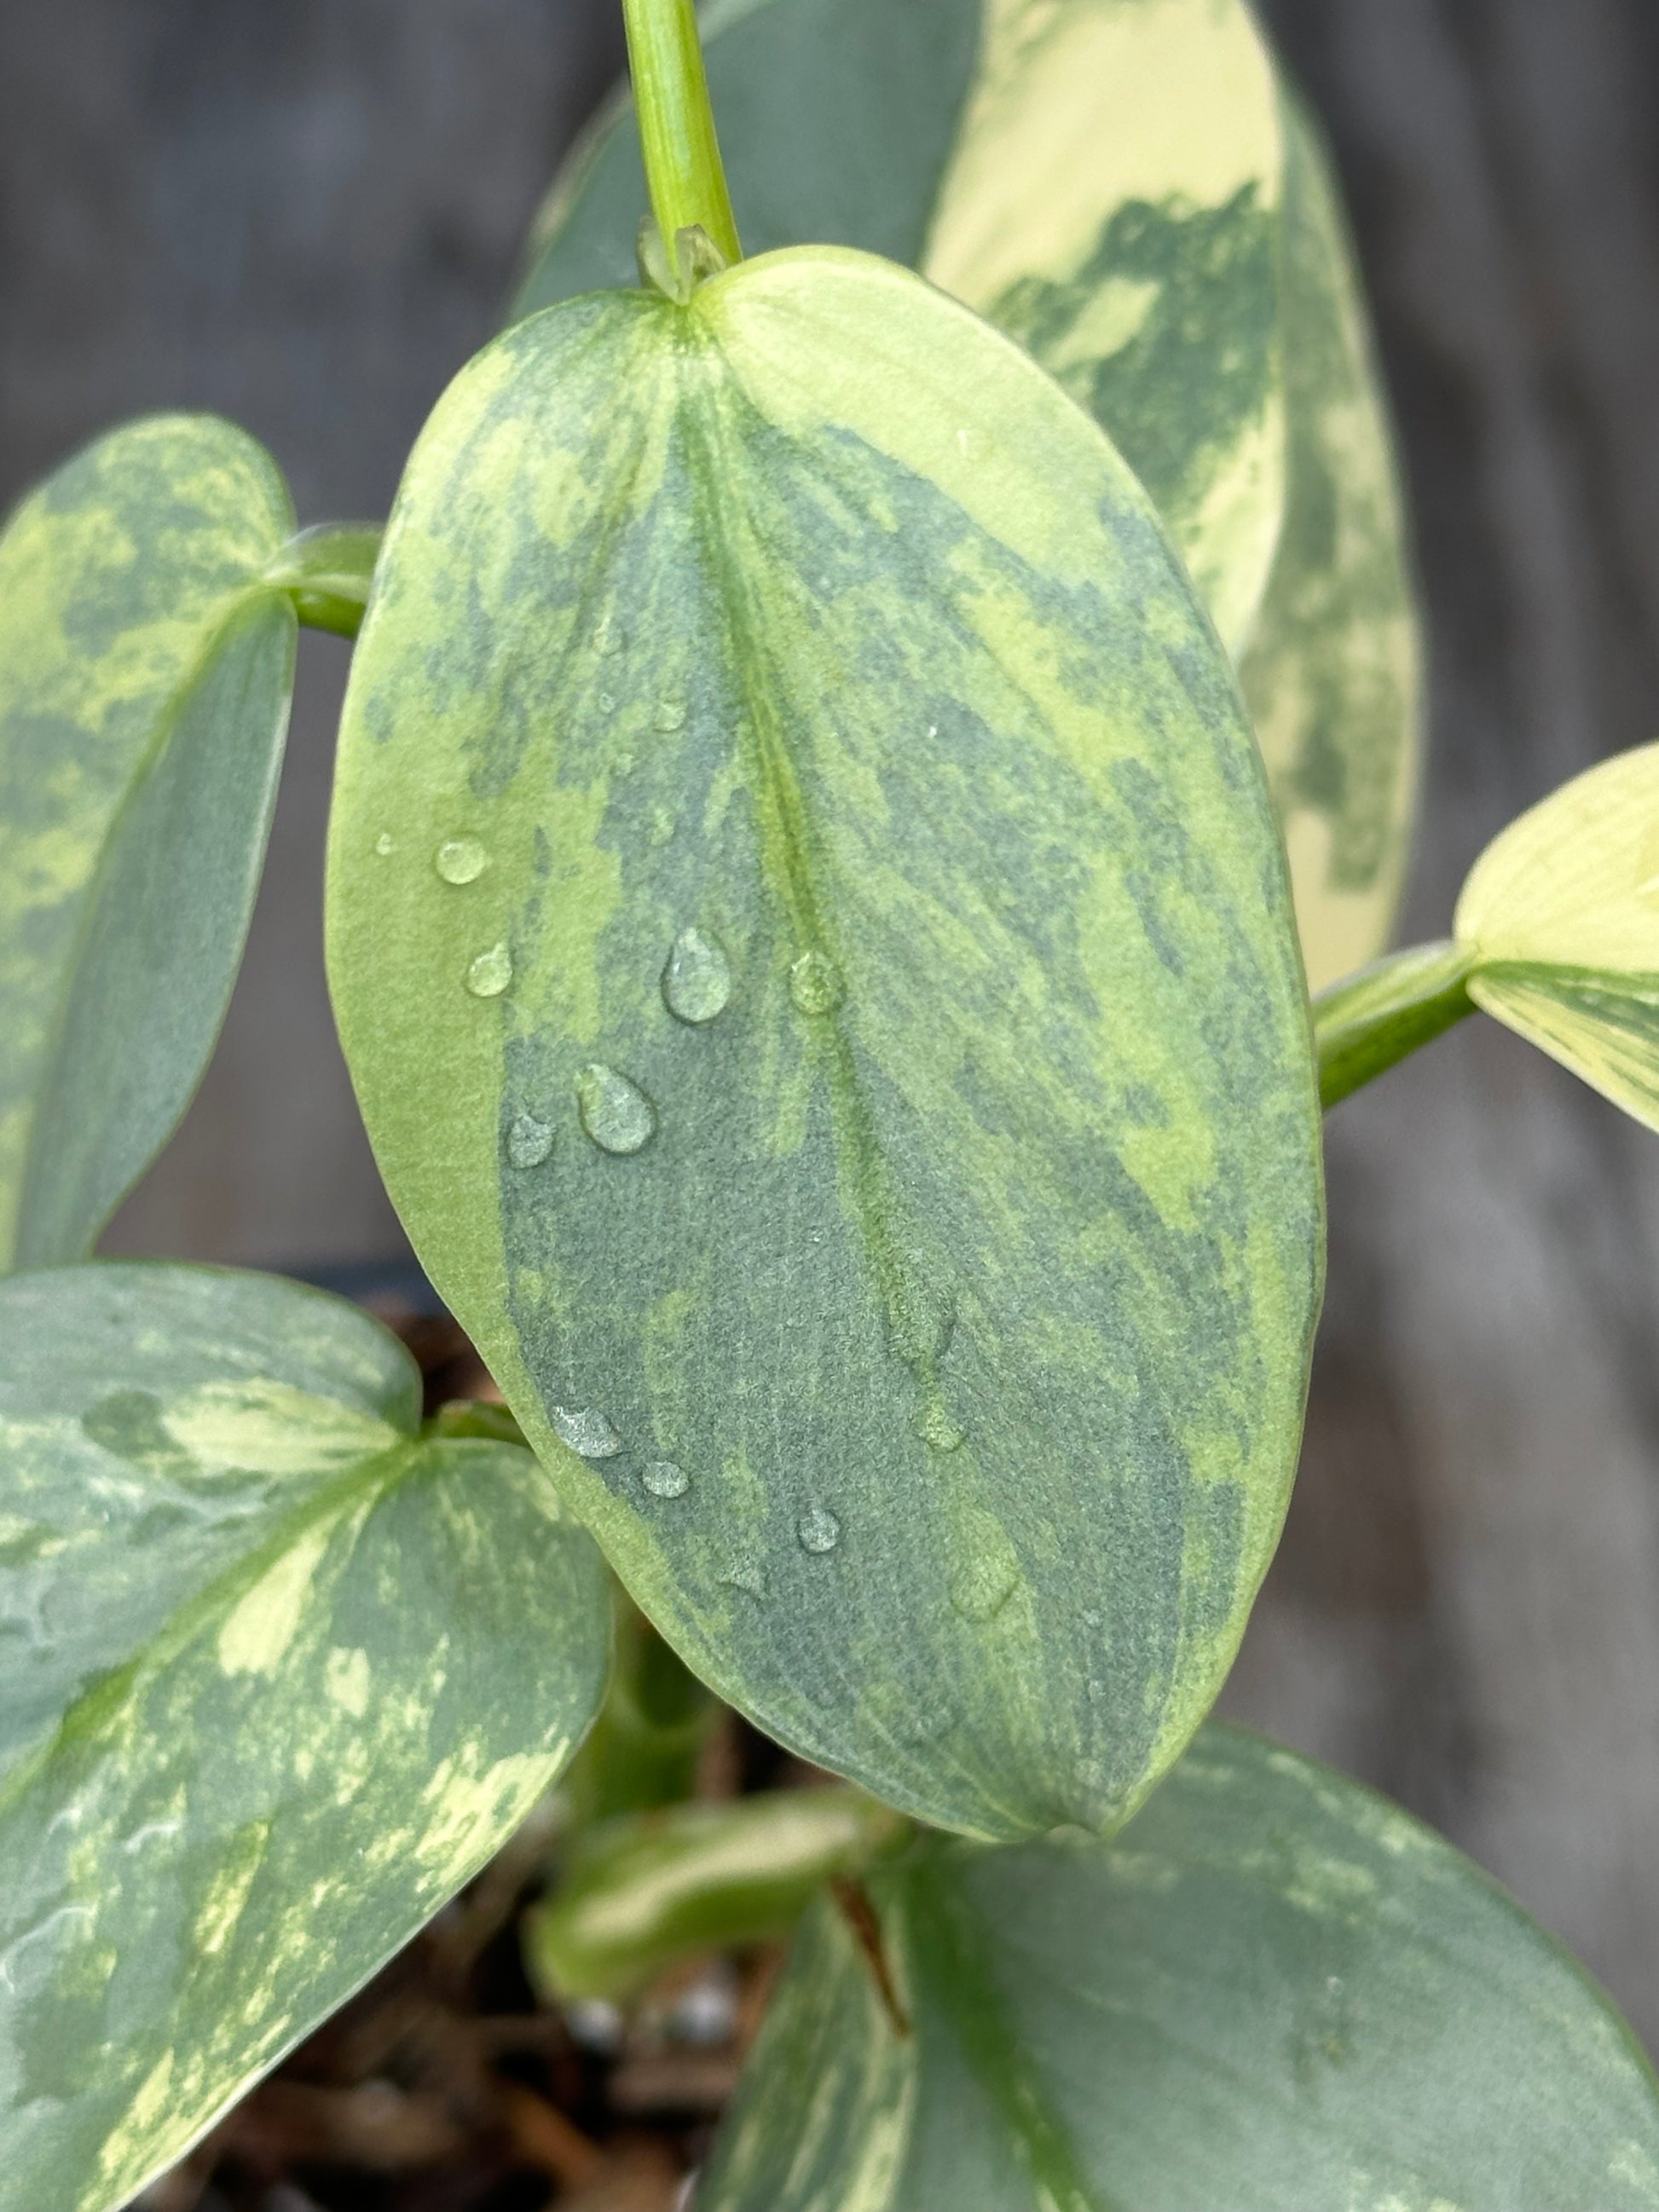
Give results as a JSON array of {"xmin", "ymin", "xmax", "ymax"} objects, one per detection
[
  {"xmin": 621, "ymin": 0, "xmax": 742, "ymax": 281},
  {"xmin": 263, "ymin": 523, "xmax": 382, "ymax": 640},
  {"xmin": 1315, "ymin": 940, "xmax": 1479, "ymax": 1109}
]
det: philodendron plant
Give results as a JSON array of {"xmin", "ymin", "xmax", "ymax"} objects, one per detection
[{"xmin": 4, "ymin": 1, "xmax": 1659, "ymax": 2205}]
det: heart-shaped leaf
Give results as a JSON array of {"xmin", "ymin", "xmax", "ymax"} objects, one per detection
[
  {"xmin": 1456, "ymin": 742, "xmax": 1659, "ymax": 1130},
  {"xmin": 0, "ymin": 1263, "xmax": 610, "ymax": 2212},
  {"xmin": 0, "ymin": 415, "xmax": 299, "ymax": 1271},
  {"xmin": 513, "ymin": 0, "xmax": 1420, "ymax": 990},
  {"xmin": 327, "ymin": 246, "xmax": 1322, "ymax": 1839},
  {"xmin": 700, "ymin": 1725, "xmax": 1659, "ymax": 2212}
]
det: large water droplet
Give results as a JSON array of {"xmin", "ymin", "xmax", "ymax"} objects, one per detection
[
  {"xmin": 789, "ymin": 950, "xmax": 845, "ymax": 1016},
  {"xmin": 466, "ymin": 943, "xmax": 512, "ymax": 998},
  {"xmin": 506, "ymin": 1112, "xmax": 554, "ymax": 1170},
  {"xmin": 655, "ymin": 701, "xmax": 687, "ymax": 734},
  {"xmin": 797, "ymin": 1504, "xmax": 841, "ymax": 1555},
  {"xmin": 552, "ymin": 1406, "xmax": 622, "ymax": 1459},
  {"xmin": 915, "ymin": 1400, "xmax": 964, "ymax": 1453},
  {"xmin": 663, "ymin": 928, "xmax": 733, "ymax": 1025},
  {"xmin": 577, "ymin": 1064, "xmax": 656, "ymax": 1154},
  {"xmin": 435, "ymin": 835, "xmax": 487, "ymax": 886},
  {"xmin": 643, "ymin": 1459, "xmax": 690, "ymax": 1499}
]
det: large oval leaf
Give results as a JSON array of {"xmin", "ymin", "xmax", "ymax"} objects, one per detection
[
  {"xmin": 327, "ymin": 246, "xmax": 1322, "ymax": 1839},
  {"xmin": 0, "ymin": 414, "xmax": 300, "ymax": 1272},
  {"xmin": 700, "ymin": 1725, "xmax": 1659, "ymax": 2211},
  {"xmin": 0, "ymin": 1263, "xmax": 610, "ymax": 2212},
  {"xmin": 1455, "ymin": 742, "xmax": 1659, "ymax": 1130},
  {"xmin": 513, "ymin": 0, "xmax": 1421, "ymax": 990}
]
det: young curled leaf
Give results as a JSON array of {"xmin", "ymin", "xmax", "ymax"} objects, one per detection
[
  {"xmin": 0, "ymin": 1264, "xmax": 610, "ymax": 2212},
  {"xmin": 516, "ymin": 0, "xmax": 1422, "ymax": 990},
  {"xmin": 1456, "ymin": 742, "xmax": 1659, "ymax": 1131},
  {"xmin": 700, "ymin": 1728, "xmax": 1659, "ymax": 2212},
  {"xmin": 327, "ymin": 245, "xmax": 1322, "ymax": 1841},
  {"xmin": 0, "ymin": 416, "xmax": 300, "ymax": 1271}
]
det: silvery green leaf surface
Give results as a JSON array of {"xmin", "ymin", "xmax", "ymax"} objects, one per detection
[
  {"xmin": 700, "ymin": 1726, "xmax": 1659, "ymax": 2212},
  {"xmin": 0, "ymin": 415, "xmax": 300, "ymax": 1269},
  {"xmin": 513, "ymin": 0, "xmax": 1421, "ymax": 990},
  {"xmin": 0, "ymin": 1263, "xmax": 611, "ymax": 2212},
  {"xmin": 327, "ymin": 244, "xmax": 1322, "ymax": 1840}
]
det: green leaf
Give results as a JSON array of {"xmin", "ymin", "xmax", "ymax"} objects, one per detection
[
  {"xmin": 1455, "ymin": 742, "xmax": 1659, "ymax": 1131},
  {"xmin": 0, "ymin": 1262, "xmax": 610, "ymax": 2212},
  {"xmin": 0, "ymin": 415, "xmax": 299, "ymax": 1273},
  {"xmin": 529, "ymin": 1786, "xmax": 907, "ymax": 2001},
  {"xmin": 699, "ymin": 1726, "xmax": 1659, "ymax": 2212},
  {"xmin": 327, "ymin": 246, "xmax": 1322, "ymax": 1839},
  {"xmin": 512, "ymin": 0, "xmax": 1422, "ymax": 991}
]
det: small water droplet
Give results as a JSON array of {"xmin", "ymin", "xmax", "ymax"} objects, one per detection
[
  {"xmin": 551, "ymin": 1406, "xmax": 622, "ymax": 1459},
  {"xmin": 949, "ymin": 1516, "xmax": 1020, "ymax": 1623},
  {"xmin": 721, "ymin": 1556, "xmax": 766, "ymax": 1599},
  {"xmin": 663, "ymin": 928, "xmax": 733, "ymax": 1025},
  {"xmin": 505, "ymin": 1112, "xmax": 554, "ymax": 1169},
  {"xmin": 797, "ymin": 1504, "xmax": 841, "ymax": 1555},
  {"xmin": 465, "ymin": 943, "xmax": 513, "ymax": 998},
  {"xmin": 957, "ymin": 427, "xmax": 970, "ymax": 456},
  {"xmin": 655, "ymin": 701, "xmax": 687, "ymax": 734},
  {"xmin": 577, "ymin": 1063, "xmax": 656, "ymax": 1154},
  {"xmin": 593, "ymin": 615, "xmax": 627, "ymax": 658},
  {"xmin": 435, "ymin": 835, "xmax": 487, "ymax": 886},
  {"xmin": 643, "ymin": 1459, "xmax": 690, "ymax": 1499},
  {"xmin": 615, "ymin": 749, "xmax": 637, "ymax": 777},
  {"xmin": 598, "ymin": 690, "xmax": 618, "ymax": 715},
  {"xmin": 789, "ymin": 950, "xmax": 845, "ymax": 1016},
  {"xmin": 649, "ymin": 806, "xmax": 678, "ymax": 848},
  {"xmin": 915, "ymin": 1400, "xmax": 964, "ymax": 1453},
  {"xmin": 373, "ymin": 831, "xmax": 395, "ymax": 858},
  {"xmin": 1082, "ymin": 1608, "xmax": 1102, "ymax": 1631}
]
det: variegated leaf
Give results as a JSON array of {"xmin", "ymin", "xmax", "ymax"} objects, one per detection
[
  {"xmin": 0, "ymin": 1263, "xmax": 610, "ymax": 2212},
  {"xmin": 326, "ymin": 245, "xmax": 1322, "ymax": 1841},
  {"xmin": 700, "ymin": 1726, "xmax": 1659, "ymax": 2212},
  {"xmin": 0, "ymin": 416, "xmax": 301, "ymax": 1271},
  {"xmin": 1456, "ymin": 741, "xmax": 1659, "ymax": 1130},
  {"xmin": 512, "ymin": 0, "xmax": 1421, "ymax": 990}
]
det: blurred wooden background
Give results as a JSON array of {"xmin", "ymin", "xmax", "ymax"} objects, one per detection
[{"xmin": 3, "ymin": 0, "xmax": 1658, "ymax": 2046}]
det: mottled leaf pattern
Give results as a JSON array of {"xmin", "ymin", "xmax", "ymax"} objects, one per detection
[
  {"xmin": 701, "ymin": 1727, "xmax": 1659, "ymax": 2212},
  {"xmin": 0, "ymin": 1265, "xmax": 610, "ymax": 2212},
  {"xmin": 1456, "ymin": 741, "xmax": 1659, "ymax": 1129},
  {"xmin": 0, "ymin": 416, "xmax": 299, "ymax": 1269},
  {"xmin": 512, "ymin": 0, "xmax": 1422, "ymax": 990},
  {"xmin": 327, "ymin": 246, "xmax": 1322, "ymax": 1841}
]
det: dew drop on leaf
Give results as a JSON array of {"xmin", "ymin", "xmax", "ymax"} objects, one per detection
[
  {"xmin": 593, "ymin": 614, "xmax": 626, "ymax": 658},
  {"xmin": 435, "ymin": 835, "xmax": 487, "ymax": 885},
  {"xmin": 789, "ymin": 950, "xmax": 845, "ymax": 1016},
  {"xmin": 505, "ymin": 1112, "xmax": 554, "ymax": 1169},
  {"xmin": 577, "ymin": 1063, "xmax": 656, "ymax": 1155},
  {"xmin": 655, "ymin": 701, "xmax": 687, "ymax": 733},
  {"xmin": 948, "ymin": 1512, "xmax": 1020, "ymax": 1622},
  {"xmin": 551, "ymin": 1406, "xmax": 622, "ymax": 1458},
  {"xmin": 465, "ymin": 943, "xmax": 512, "ymax": 998},
  {"xmin": 373, "ymin": 831, "xmax": 395, "ymax": 858},
  {"xmin": 662, "ymin": 927, "xmax": 733, "ymax": 1025},
  {"xmin": 643, "ymin": 1459, "xmax": 690, "ymax": 1499},
  {"xmin": 797, "ymin": 1503, "xmax": 841, "ymax": 1555}
]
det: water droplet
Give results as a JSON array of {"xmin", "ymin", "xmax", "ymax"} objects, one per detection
[
  {"xmin": 506, "ymin": 1112, "xmax": 554, "ymax": 1169},
  {"xmin": 663, "ymin": 928, "xmax": 733, "ymax": 1025},
  {"xmin": 789, "ymin": 950, "xmax": 845, "ymax": 1016},
  {"xmin": 593, "ymin": 615, "xmax": 627, "ymax": 658},
  {"xmin": 797, "ymin": 1503, "xmax": 841, "ymax": 1555},
  {"xmin": 465, "ymin": 943, "xmax": 513, "ymax": 998},
  {"xmin": 577, "ymin": 1063, "xmax": 656, "ymax": 1154},
  {"xmin": 721, "ymin": 1556, "xmax": 766, "ymax": 1599},
  {"xmin": 649, "ymin": 806, "xmax": 678, "ymax": 848},
  {"xmin": 615, "ymin": 750, "xmax": 637, "ymax": 777},
  {"xmin": 949, "ymin": 1512, "xmax": 1020, "ymax": 1622},
  {"xmin": 1082, "ymin": 1608, "xmax": 1102, "ymax": 1631},
  {"xmin": 551, "ymin": 1406, "xmax": 622, "ymax": 1459},
  {"xmin": 655, "ymin": 701, "xmax": 687, "ymax": 733},
  {"xmin": 643, "ymin": 1459, "xmax": 690, "ymax": 1499},
  {"xmin": 915, "ymin": 1400, "xmax": 964, "ymax": 1453},
  {"xmin": 373, "ymin": 831, "xmax": 395, "ymax": 858},
  {"xmin": 435, "ymin": 835, "xmax": 487, "ymax": 886},
  {"xmin": 598, "ymin": 690, "xmax": 618, "ymax": 715}
]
